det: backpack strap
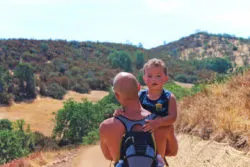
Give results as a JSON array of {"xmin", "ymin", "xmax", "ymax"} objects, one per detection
[{"xmin": 115, "ymin": 114, "xmax": 157, "ymax": 132}]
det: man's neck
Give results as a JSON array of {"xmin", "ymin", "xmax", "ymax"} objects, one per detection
[{"xmin": 122, "ymin": 99, "xmax": 145, "ymax": 120}]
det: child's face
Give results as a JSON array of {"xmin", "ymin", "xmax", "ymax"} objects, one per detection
[{"xmin": 143, "ymin": 66, "xmax": 168, "ymax": 91}]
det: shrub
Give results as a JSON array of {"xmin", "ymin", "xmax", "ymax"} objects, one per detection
[
  {"xmin": 40, "ymin": 42, "xmax": 49, "ymax": 53},
  {"xmin": 214, "ymin": 73, "xmax": 230, "ymax": 84},
  {"xmin": 98, "ymin": 88, "xmax": 119, "ymax": 105},
  {"xmin": 137, "ymin": 70, "xmax": 145, "ymax": 85},
  {"xmin": 233, "ymin": 45, "xmax": 238, "ymax": 51},
  {"xmin": 174, "ymin": 74, "xmax": 188, "ymax": 82},
  {"xmin": 46, "ymin": 83, "xmax": 66, "ymax": 99},
  {"xmin": 205, "ymin": 57, "xmax": 233, "ymax": 73},
  {"xmin": 0, "ymin": 120, "xmax": 35, "ymax": 165},
  {"xmin": 53, "ymin": 91, "xmax": 119, "ymax": 145},
  {"xmin": 72, "ymin": 83, "xmax": 90, "ymax": 93},
  {"xmin": 190, "ymin": 84, "xmax": 206, "ymax": 95},
  {"xmin": 0, "ymin": 92, "xmax": 13, "ymax": 105},
  {"xmin": 190, "ymin": 57, "xmax": 233, "ymax": 74},
  {"xmin": 0, "ymin": 130, "xmax": 30, "ymax": 164},
  {"xmin": 82, "ymin": 129, "xmax": 99, "ymax": 145},
  {"xmin": 164, "ymin": 81, "xmax": 191, "ymax": 100},
  {"xmin": 53, "ymin": 100, "xmax": 97, "ymax": 144},
  {"xmin": 0, "ymin": 119, "xmax": 12, "ymax": 131}
]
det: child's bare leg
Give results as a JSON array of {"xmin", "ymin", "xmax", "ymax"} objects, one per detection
[
  {"xmin": 153, "ymin": 126, "xmax": 168, "ymax": 158},
  {"xmin": 165, "ymin": 125, "xmax": 178, "ymax": 156}
]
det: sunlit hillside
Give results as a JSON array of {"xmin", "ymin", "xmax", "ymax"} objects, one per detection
[
  {"xmin": 176, "ymin": 70, "xmax": 250, "ymax": 151},
  {"xmin": 0, "ymin": 90, "xmax": 108, "ymax": 136},
  {"xmin": 1, "ymin": 32, "xmax": 250, "ymax": 106},
  {"xmin": 151, "ymin": 32, "xmax": 250, "ymax": 66}
]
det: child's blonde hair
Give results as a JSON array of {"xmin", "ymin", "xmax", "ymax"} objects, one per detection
[{"xmin": 143, "ymin": 58, "xmax": 168, "ymax": 75}]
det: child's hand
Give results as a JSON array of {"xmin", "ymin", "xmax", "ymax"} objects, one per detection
[
  {"xmin": 143, "ymin": 119, "xmax": 161, "ymax": 132},
  {"xmin": 113, "ymin": 108, "xmax": 124, "ymax": 117}
]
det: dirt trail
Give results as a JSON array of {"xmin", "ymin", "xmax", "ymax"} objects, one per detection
[{"xmin": 72, "ymin": 134, "xmax": 250, "ymax": 167}]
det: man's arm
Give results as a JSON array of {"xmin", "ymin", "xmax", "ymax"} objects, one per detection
[
  {"xmin": 99, "ymin": 117, "xmax": 125, "ymax": 162},
  {"xmin": 156, "ymin": 94, "xmax": 177, "ymax": 126},
  {"xmin": 99, "ymin": 124, "xmax": 112, "ymax": 160}
]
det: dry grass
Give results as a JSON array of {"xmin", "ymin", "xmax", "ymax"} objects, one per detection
[
  {"xmin": 0, "ymin": 91, "xmax": 108, "ymax": 166},
  {"xmin": 1, "ymin": 148, "xmax": 80, "ymax": 167},
  {"xmin": 0, "ymin": 91, "xmax": 108, "ymax": 136},
  {"xmin": 176, "ymin": 70, "xmax": 250, "ymax": 150}
]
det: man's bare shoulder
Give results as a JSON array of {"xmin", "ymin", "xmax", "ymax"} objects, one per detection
[{"xmin": 99, "ymin": 117, "xmax": 124, "ymax": 133}]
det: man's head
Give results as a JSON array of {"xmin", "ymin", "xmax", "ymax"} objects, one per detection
[
  {"xmin": 143, "ymin": 58, "xmax": 168, "ymax": 91},
  {"xmin": 113, "ymin": 72, "xmax": 140, "ymax": 102}
]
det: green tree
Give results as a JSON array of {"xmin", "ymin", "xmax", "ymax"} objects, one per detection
[
  {"xmin": 40, "ymin": 42, "xmax": 49, "ymax": 53},
  {"xmin": 135, "ymin": 51, "xmax": 145, "ymax": 70},
  {"xmin": 14, "ymin": 63, "xmax": 36, "ymax": 99},
  {"xmin": 108, "ymin": 51, "xmax": 132, "ymax": 72},
  {"xmin": 53, "ymin": 91, "xmax": 119, "ymax": 144},
  {"xmin": 45, "ymin": 83, "xmax": 66, "ymax": 99},
  {"xmin": 0, "ymin": 66, "xmax": 13, "ymax": 104},
  {"xmin": 205, "ymin": 57, "xmax": 233, "ymax": 73},
  {"xmin": 137, "ymin": 70, "xmax": 145, "ymax": 85},
  {"xmin": 53, "ymin": 100, "xmax": 99, "ymax": 144}
]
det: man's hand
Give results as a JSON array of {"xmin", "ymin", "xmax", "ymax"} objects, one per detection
[
  {"xmin": 143, "ymin": 119, "xmax": 161, "ymax": 132},
  {"xmin": 113, "ymin": 108, "xmax": 124, "ymax": 117}
]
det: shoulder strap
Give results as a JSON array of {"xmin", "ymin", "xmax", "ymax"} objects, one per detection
[{"xmin": 115, "ymin": 114, "xmax": 157, "ymax": 132}]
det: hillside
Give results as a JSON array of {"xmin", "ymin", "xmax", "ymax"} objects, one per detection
[
  {"xmin": 175, "ymin": 69, "xmax": 250, "ymax": 151},
  {"xmin": 150, "ymin": 32, "xmax": 250, "ymax": 66},
  {"xmin": 0, "ymin": 32, "xmax": 250, "ymax": 105}
]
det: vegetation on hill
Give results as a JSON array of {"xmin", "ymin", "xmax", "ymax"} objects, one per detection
[
  {"xmin": 0, "ymin": 32, "xmax": 249, "ymax": 105},
  {"xmin": 151, "ymin": 32, "xmax": 250, "ymax": 66}
]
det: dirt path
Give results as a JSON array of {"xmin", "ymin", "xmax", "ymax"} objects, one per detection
[
  {"xmin": 71, "ymin": 134, "xmax": 250, "ymax": 167},
  {"xmin": 173, "ymin": 81, "xmax": 194, "ymax": 88}
]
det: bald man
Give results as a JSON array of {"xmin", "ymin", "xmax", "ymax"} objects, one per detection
[{"xmin": 99, "ymin": 72, "xmax": 169, "ymax": 163}]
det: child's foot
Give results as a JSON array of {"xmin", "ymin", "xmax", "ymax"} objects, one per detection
[{"xmin": 156, "ymin": 154, "xmax": 165, "ymax": 167}]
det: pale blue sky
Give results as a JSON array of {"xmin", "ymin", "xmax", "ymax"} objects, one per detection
[{"xmin": 1, "ymin": 0, "xmax": 250, "ymax": 49}]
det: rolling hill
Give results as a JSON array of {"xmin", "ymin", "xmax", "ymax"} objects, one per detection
[{"xmin": 0, "ymin": 32, "xmax": 250, "ymax": 105}]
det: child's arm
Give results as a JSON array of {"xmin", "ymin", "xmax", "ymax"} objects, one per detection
[
  {"xmin": 143, "ymin": 94, "xmax": 177, "ymax": 132},
  {"xmin": 156, "ymin": 93, "xmax": 177, "ymax": 127}
]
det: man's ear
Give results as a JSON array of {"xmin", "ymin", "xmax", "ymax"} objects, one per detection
[
  {"xmin": 138, "ymin": 83, "xmax": 141, "ymax": 91},
  {"xmin": 165, "ymin": 76, "xmax": 169, "ymax": 82},
  {"xmin": 114, "ymin": 92, "xmax": 119, "ymax": 100}
]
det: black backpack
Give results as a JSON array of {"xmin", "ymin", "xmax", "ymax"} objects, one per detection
[{"xmin": 115, "ymin": 114, "xmax": 158, "ymax": 167}]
